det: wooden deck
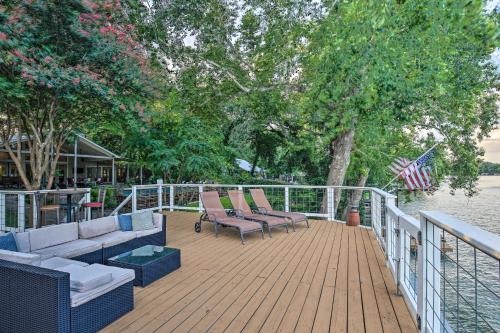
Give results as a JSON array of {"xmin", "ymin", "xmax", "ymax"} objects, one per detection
[{"xmin": 101, "ymin": 212, "xmax": 418, "ymax": 333}]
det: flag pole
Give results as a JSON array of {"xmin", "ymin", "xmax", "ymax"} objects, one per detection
[{"xmin": 382, "ymin": 142, "xmax": 440, "ymax": 191}]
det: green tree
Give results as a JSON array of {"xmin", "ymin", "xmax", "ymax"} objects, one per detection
[
  {"xmin": 0, "ymin": 0, "xmax": 156, "ymax": 189},
  {"xmin": 303, "ymin": 0, "xmax": 498, "ymax": 199}
]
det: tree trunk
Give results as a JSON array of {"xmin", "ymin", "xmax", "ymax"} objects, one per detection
[
  {"xmin": 46, "ymin": 137, "xmax": 65, "ymax": 190},
  {"xmin": 2, "ymin": 137, "xmax": 32, "ymax": 190},
  {"xmin": 321, "ymin": 128, "xmax": 355, "ymax": 216},
  {"xmin": 341, "ymin": 170, "xmax": 369, "ymax": 221},
  {"xmin": 250, "ymin": 151, "xmax": 259, "ymax": 176},
  {"xmin": 1, "ymin": 109, "xmax": 60, "ymax": 190}
]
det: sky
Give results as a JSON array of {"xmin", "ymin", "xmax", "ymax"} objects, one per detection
[{"xmin": 482, "ymin": 128, "xmax": 500, "ymax": 163}]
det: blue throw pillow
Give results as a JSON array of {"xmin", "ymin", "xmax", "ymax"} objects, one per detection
[
  {"xmin": 118, "ymin": 215, "xmax": 133, "ymax": 231},
  {"xmin": 0, "ymin": 232, "xmax": 18, "ymax": 252}
]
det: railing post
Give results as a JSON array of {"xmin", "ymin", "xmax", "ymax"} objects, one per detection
[
  {"xmin": 169, "ymin": 185, "xmax": 174, "ymax": 212},
  {"xmin": 394, "ymin": 216, "xmax": 401, "ymax": 295},
  {"xmin": 371, "ymin": 190, "xmax": 376, "ymax": 232},
  {"xmin": 384, "ymin": 196, "xmax": 396, "ymax": 260},
  {"xmin": 17, "ymin": 193, "xmax": 25, "ymax": 232},
  {"xmin": 32, "ymin": 192, "xmax": 38, "ymax": 229},
  {"xmin": 327, "ymin": 187, "xmax": 335, "ymax": 221},
  {"xmin": 157, "ymin": 179, "xmax": 163, "ymax": 212},
  {"xmin": 417, "ymin": 214, "xmax": 441, "ymax": 332},
  {"xmin": 84, "ymin": 190, "xmax": 91, "ymax": 220},
  {"xmin": 284, "ymin": 187, "xmax": 289, "ymax": 212},
  {"xmin": 198, "ymin": 185, "xmax": 203, "ymax": 213},
  {"xmin": 131, "ymin": 186, "xmax": 137, "ymax": 213}
]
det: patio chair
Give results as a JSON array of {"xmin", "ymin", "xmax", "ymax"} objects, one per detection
[
  {"xmin": 82, "ymin": 187, "xmax": 106, "ymax": 219},
  {"xmin": 227, "ymin": 190, "xmax": 289, "ymax": 238},
  {"xmin": 199, "ymin": 191, "xmax": 264, "ymax": 244},
  {"xmin": 249, "ymin": 188, "xmax": 309, "ymax": 231}
]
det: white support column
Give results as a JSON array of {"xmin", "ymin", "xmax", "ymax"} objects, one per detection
[
  {"xmin": 284, "ymin": 187, "xmax": 290, "ymax": 212},
  {"xmin": 17, "ymin": 194, "xmax": 25, "ymax": 232},
  {"xmin": 198, "ymin": 185, "xmax": 203, "ymax": 213},
  {"xmin": 169, "ymin": 185, "xmax": 174, "ymax": 212},
  {"xmin": 157, "ymin": 179, "xmax": 163, "ymax": 212},
  {"xmin": 112, "ymin": 159, "xmax": 116, "ymax": 185},
  {"xmin": 73, "ymin": 139, "xmax": 78, "ymax": 188},
  {"xmin": 0, "ymin": 193, "xmax": 5, "ymax": 231},
  {"xmin": 131, "ymin": 186, "xmax": 137, "ymax": 213},
  {"xmin": 66, "ymin": 156, "xmax": 69, "ymax": 184}
]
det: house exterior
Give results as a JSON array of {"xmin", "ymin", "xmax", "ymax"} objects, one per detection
[{"xmin": 0, "ymin": 134, "xmax": 132, "ymax": 189}]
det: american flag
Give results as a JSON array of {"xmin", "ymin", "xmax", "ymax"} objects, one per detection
[
  {"xmin": 389, "ymin": 149, "xmax": 434, "ymax": 191},
  {"xmin": 389, "ymin": 157, "xmax": 412, "ymax": 176}
]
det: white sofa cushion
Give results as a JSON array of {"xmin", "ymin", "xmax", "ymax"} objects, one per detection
[
  {"xmin": 89, "ymin": 231, "xmax": 136, "ymax": 248},
  {"xmin": 14, "ymin": 232, "xmax": 31, "ymax": 253},
  {"xmin": 78, "ymin": 216, "xmax": 119, "ymax": 239},
  {"xmin": 40, "ymin": 257, "xmax": 89, "ymax": 270},
  {"xmin": 32, "ymin": 239, "xmax": 102, "ymax": 260},
  {"xmin": 152, "ymin": 213, "xmax": 163, "ymax": 230},
  {"xmin": 29, "ymin": 223, "xmax": 78, "ymax": 251},
  {"xmin": 0, "ymin": 249, "xmax": 41, "ymax": 266},
  {"xmin": 57, "ymin": 264, "xmax": 113, "ymax": 293},
  {"xmin": 69, "ymin": 264, "xmax": 135, "ymax": 307},
  {"xmin": 135, "ymin": 228, "xmax": 160, "ymax": 238},
  {"xmin": 132, "ymin": 211, "xmax": 155, "ymax": 231}
]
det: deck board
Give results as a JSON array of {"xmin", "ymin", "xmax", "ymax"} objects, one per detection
[{"xmin": 101, "ymin": 211, "xmax": 418, "ymax": 333}]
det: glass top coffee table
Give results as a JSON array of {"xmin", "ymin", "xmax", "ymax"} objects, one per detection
[{"xmin": 108, "ymin": 245, "xmax": 181, "ymax": 287}]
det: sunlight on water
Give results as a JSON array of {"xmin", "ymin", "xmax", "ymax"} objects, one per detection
[{"xmin": 400, "ymin": 176, "xmax": 500, "ymax": 235}]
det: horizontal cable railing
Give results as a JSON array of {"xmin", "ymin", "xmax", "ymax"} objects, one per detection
[
  {"xmin": 419, "ymin": 211, "xmax": 500, "ymax": 333},
  {"xmin": 123, "ymin": 182, "xmax": 383, "ymax": 223}
]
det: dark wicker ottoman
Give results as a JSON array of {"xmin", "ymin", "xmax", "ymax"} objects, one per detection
[{"xmin": 107, "ymin": 245, "xmax": 180, "ymax": 287}]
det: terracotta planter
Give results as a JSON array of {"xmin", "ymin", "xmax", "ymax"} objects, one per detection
[{"xmin": 347, "ymin": 206, "xmax": 360, "ymax": 227}]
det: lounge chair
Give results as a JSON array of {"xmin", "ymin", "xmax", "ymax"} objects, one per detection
[
  {"xmin": 249, "ymin": 188, "xmax": 309, "ymax": 231},
  {"xmin": 200, "ymin": 191, "xmax": 264, "ymax": 244},
  {"xmin": 227, "ymin": 190, "xmax": 289, "ymax": 238}
]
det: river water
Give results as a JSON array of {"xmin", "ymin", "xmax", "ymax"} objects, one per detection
[
  {"xmin": 398, "ymin": 176, "xmax": 499, "ymax": 332},
  {"xmin": 400, "ymin": 176, "xmax": 500, "ymax": 235}
]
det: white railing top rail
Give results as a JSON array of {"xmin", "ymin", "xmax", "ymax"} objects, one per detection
[
  {"xmin": 133, "ymin": 182, "xmax": 396, "ymax": 194},
  {"xmin": 421, "ymin": 210, "xmax": 500, "ymax": 260},
  {"xmin": 386, "ymin": 203, "xmax": 420, "ymax": 237},
  {"xmin": 0, "ymin": 188, "xmax": 92, "ymax": 195}
]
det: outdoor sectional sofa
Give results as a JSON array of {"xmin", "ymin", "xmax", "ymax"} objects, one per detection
[
  {"xmin": 14, "ymin": 212, "xmax": 166, "ymax": 264},
  {"xmin": 0, "ymin": 212, "xmax": 167, "ymax": 333}
]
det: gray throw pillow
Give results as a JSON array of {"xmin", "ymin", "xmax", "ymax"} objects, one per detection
[{"xmin": 131, "ymin": 211, "xmax": 155, "ymax": 231}]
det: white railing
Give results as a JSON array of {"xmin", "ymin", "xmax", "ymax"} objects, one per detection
[
  {"xmin": 382, "ymin": 204, "xmax": 500, "ymax": 332},
  {"xmin": 0, "ymin": 188, "xmax": 91, "ymax": 231},
  {"xmin": 125, "ymin": 182, "xmax": 378, "ymax": 222}
]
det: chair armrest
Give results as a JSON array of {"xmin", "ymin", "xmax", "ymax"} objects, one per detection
[
  {"xmin": 0, "ymin": 250, "xmax": 41, "ymax": 266},
  {"xmin": 232, "ymin": 209, "xmax": 245, "ymax": 218},
  {"xmin": 0, "ymin": 259, "xmax": 70, "ymax": 333},
  {"xmin": 256, "ymin": 206, "xmax": 268, "ymax": 214}
]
